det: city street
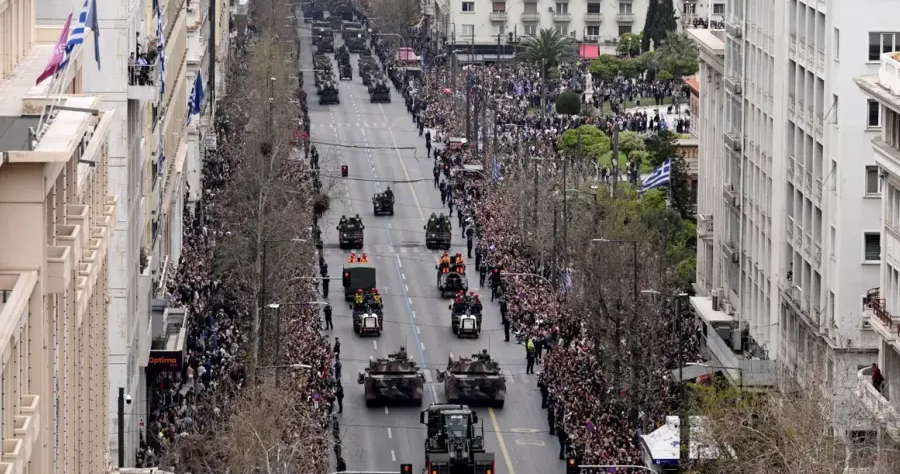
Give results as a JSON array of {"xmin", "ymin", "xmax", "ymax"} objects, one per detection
[{"xmin": 298, "ymin": 23, "xmax": 563, "ymax": 474}]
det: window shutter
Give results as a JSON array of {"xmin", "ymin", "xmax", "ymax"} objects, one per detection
[{"xmin": 865, "ymin": 234, "xmax": 881, "ymax": 261}]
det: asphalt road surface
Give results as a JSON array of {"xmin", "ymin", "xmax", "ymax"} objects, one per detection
[{"xmin": 297, "ymin": 21, "xmax": 563, "ymax": 474}]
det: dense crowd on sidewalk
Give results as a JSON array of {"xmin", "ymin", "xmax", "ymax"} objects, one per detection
[
  {"xmin": 136, "ymin": 21, "xmax": 335, "ymax": 472},
  {"xmin": 370, "ymin": 26, "xmax": 702, "ymax": 469}
]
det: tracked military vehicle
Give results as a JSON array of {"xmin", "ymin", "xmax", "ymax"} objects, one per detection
[
  {"xmin": 437, "ymin": 352, "xmax": 505, "ymax": 407},
  {"xmin": 357, "ymin": 351, "xmax": 425, "ymax": 407},
  {"xmin": 358, "ymin": 57, "xmax": 379, "ymax": 85},
  {"xmin": 344, "ymin": 27, "xmax": 367, "ymax": 52},
  {"xmin": 311, "ymin": 22, "xmax": 330, "ymax": 45},
  {"xmin": 421, "ymin": 404, "xmax": 496, "ymax": 474},
  {"xmin": 318, "ymin": 81, "xmax": 339, "ymax": 104},
  {"xmin": 316, "ymin": 34, "xmax": 334, "ymax": 53},
  {"xmin": 369, "ymin": 80, "xmax": 391, "ymax": 103}
]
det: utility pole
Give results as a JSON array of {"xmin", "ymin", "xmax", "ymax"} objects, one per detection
[
  {"xmin": 480, "ymin": 89, "xmax": 488, "ymax": 162},
  {"xmin": 465, "ymin": 73, "xmax": 472, "ymax": 141},
  {"xmin": 208, "ymin": 0, "xmax": 216, "ymax": 112},
  {"xmin": 117, "ymin": 387, "xmax": 125, "ymax": 467},
  {"xmin": 497, "ymin": 33, "xmax": 501, "ymax": 64},
  {"xmin": 451, "ymin": 30, "xmax": 457, "ymax": 92}
]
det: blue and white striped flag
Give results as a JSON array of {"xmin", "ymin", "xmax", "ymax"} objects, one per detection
[
  {"xmin": 60, "ymin": 0, "xmax": 90, "ymax": 68},
  {"xmin": 156, "ymin": 0, "xmax": 166, "ymax": 95},
  {"xmin": 491, "ymin": 156, "xmax": 502, "ymax": 182},
  {"xmin": 639, "ymin": 158, "xmax": 671, "ymax": 195}
]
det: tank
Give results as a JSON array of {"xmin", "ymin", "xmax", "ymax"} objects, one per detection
[
  {"xmin": 357, "ymin": 353, "xmax": 426, "ymax": 407},
  {"xmin": 437, "ymin": 353, "xmax": 506, "ymax": 407}
]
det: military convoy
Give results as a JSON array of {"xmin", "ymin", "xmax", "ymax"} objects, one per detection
[
  {"xmin": 437, "ymin": 254, "xmax": 468, "ymax": 297},
  {"xmin": 372, "ymin": 190, "xmax": 394, "ymax": 215},
  {"xmin": 425, "ymin": 213, "xmax": 452, "ymax": 249},
  {"xmin": 312, "ymin": 54, "xmax": 339, "ymax": 105},
  {"xmin": 437, "ymin": 352, "xmax": 506, "ymax": 407},
  {"xmin": 337, "ymin": 214, "xmax": 364, "ymax": 248},
  {"xmin": 344, "ymin": 27, "xmax": 367, "ymax": 52},
  {"xmin": 421, "ymin": 404, "xmax": 496, "ymax": 474},
  {"xmin": 342, "ymin": 262, "xmax": 375, "ymax": 300},
  {"xmin": 358, "ymin": 350, "xmax": 426, "ymax": 407},
  {"xmin": 358, "ymin": 56, "xmax": 379, "ymax": 85},
  {"xmin": 449, "ymin": 293, "xmax": 483, "ymax": 337},
  {"xmin": 369, "ymin": 79, "xmax": 391, "ymax": 103},
  {"xmin": 316, "ymin": 33, "xmax": 334, "ymax": 53}
]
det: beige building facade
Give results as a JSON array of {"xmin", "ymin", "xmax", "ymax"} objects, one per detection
[{"xmin": 0, "ymin": 4, "xmax": 116, "ymax": 473}]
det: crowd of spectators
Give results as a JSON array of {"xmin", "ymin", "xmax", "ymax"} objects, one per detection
[
  {"xmin": 371, "ymin": 29, "xmax": 703, "ymax": 469},
  {"xmin": 137, "ymin": 19, "xmax": 335, "ymax": 472}
]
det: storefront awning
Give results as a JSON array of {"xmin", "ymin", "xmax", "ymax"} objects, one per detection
[{"xmin": 579, "ymin": 44, "xmax": 599, "ymax": 60}]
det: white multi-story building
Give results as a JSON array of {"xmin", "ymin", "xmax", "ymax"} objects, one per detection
[
  {"xmin": 855, "ymin": 51, "xmax": 900, "ymax": 450},
  {"xmin": 428, "ymin": 0, "xmax": 726, "ymax": 58},
  {"xmin": 689, "ymin": 0, "xmax": 900, "ymax": 436},
  {"xmin": 35, "ymin": 0, "xmax": 219, "ymax": 466}
]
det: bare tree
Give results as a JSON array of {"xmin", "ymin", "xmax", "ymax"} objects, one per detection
[{"xmin": 368, "ymin": 0, "xmax": 421, "ymax": 46}]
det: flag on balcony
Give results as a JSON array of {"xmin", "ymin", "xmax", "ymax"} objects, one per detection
[
  {"xmin": 156, "ymin": 0, "xmax": 166, "ymax": 96},
  {"xmin": 638, "ymin": 158, "xmax": 671, "ymax": 195},
  {"xmin": 60, "ymin": 0, "xmax": 101, "ymax": 70},
  {"xmin": 187, "ymin": 73, "xmax": 205, "ymax": 124},
  {"xmin": 35, "ymin": 14, "xmax": 72, "ymax": 85}
]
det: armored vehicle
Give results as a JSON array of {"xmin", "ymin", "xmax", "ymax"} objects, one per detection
[
  {"xmin": 339, "ymin": 63, "xmax": 352, "ymax": 81},
  {"xmin": 337, "ymin": 215, "xmax": 364, "ymax": 248},
  {"xmin": 318, "ymin": 82, "xmax": 339, "ymax": 105},
  {"xmin": 369, "ymin": 80, "xmax": 391, "ymax": 103},
  {"xmin": 372, "ymin": 191, "xmax": 394, "ymax": 215},
  {"xmin": 311, "ymin": 23, "xmax": 330, "ymax": 45},
  {"xmin": 420, "ymin": 404, "xmax": 496, "ymax": 474},
  {"xmin": 358, "ymin": 352, "xmax": 425, "ymax": 407},
  {"xmin": 344, "ymin": 28, "xmax": 367, "ymax": 52},
  {"xmin": 358, "ymin": 57, "xmax": 379, "ymax": 84},
  {"xmin": 302, "ymin": 5, "xmax": 323, "ymax": 22},
  {"xmin": 424, "ymin": 214, "xmax": 452, "ymax": 249},
  {"xmin": 335, "ymin": 46, "xmax": 350, "ymax": 64},
  {"xmin": 437, "ymin": 353, "xmax": 505, "ymax": 407},
  {"xmin": 353, "ymin": 312, "xmax": 381, "ymax": 336},
  {"xmin": 342, "ymin": 262, "xmax": 376, "ymax": 300},
  {"xmin": 437, "ymin": 254, "xmax": 468, "ymax": 297},
  {"xmin": 316, "ymin": 34, "xmax": 334, "ymax": 53}
]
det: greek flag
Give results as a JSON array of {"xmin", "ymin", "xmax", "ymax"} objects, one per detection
[
  {"xmin": 639, "ymin": 158, "xmax": 671, "ymax": 195},
  {"xmin": 559, "ymin": 270, "xmax": 573, "ymax": 295},
  {"xmin": 156, "ymin": 0, "xmax": 166, "ymax": 95},
  {"xmin": 60, "ymin": 0, "xmax": 100, "ymax": 69},
  {"xmin": 187, "ymin": 73, "xmax": 205, "ymax": 124}
]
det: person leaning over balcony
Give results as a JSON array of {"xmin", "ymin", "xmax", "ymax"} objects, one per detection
[{"xmin": 872, "ymin": 363, "xmax": 885, "ymax": 393}]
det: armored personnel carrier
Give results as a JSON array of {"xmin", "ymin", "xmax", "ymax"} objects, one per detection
[
  {"xmin": 420, "ymin": 404, "xmax": 495, "ymax": 474},
  {"xmin": 344, "ymin": 27, "xmax": 367, "ymax": 52},
  {"xmin": 311, "ymin": 22, "xmax": 330, "ymax": 45},
  {"xmin": 437, "ymin": 352, "xmax": 506, "ymax": 407},
  {"xmin": 358, "ymin": 57, "xmax": 379, "ymax": 85},
  {"xmin": 357, "ymin": 351, "xmax": 425, "ymax": 407},
  {"xmin": 316, "ymin": 34, "xmax": 334, "ymax": 53},
  {"xmin": 339, "ymin": 63, "xmax": 352, "ymax": 81},
  {"xmin": 369, "ymin": 80, "xmax": 391, "ymax": 103},
  {"xmin": 318, "ymin": 81, "xmax": 339, "ymax": 104}
]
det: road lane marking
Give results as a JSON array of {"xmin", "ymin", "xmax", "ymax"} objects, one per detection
[
  {"xmin": 373, "ymin": 340, "xmax": 378, "ymax": 350},
  {"xmin": 405, "ymin": 284, "xmax": 409, "ymax": 292},
  {"xmin": 514, "ymin": 439, "xmax": 545, "ymax": 446},
  {"xmin": 411, "ymin": 311, "xmax": 417, "ymax": 319},
  {"xmin": 510, "ymin": 428, "xmax": 541, "ymax": 433},
  {"xmin": 391, "ymin": 450, "xmax": 396, "ymax": 462},
  {"xmin": 378, "ymin": 104, "xmax": 425, "ymax": 221},
  {"xmin": 489, "ymin": 408, "xmax": 517, "ymax": 474},
  {"xmin": 416, "ymin": 326, "xmax": 421, "ymax": 334},
  {"xmin": 408, "ymin": 297, "xmax": 413, "ymax": 305},
  {"xmin": 424, "ymin": 370, "xmax": 432, "ymax": 382},
  {"xmin": 420, "ymin": 342, "xmax": 426, "ymax": 351},
  {"xmin": 387, "ymin": 428, "xmax": 393, "ymax": 439},
  {"xmin": 384, "ymin": 406, "xmax": 389, "ymax": 415},
  {"xmin": 402, "ymin": 273, "xmax": 406, "ymax": 280}
]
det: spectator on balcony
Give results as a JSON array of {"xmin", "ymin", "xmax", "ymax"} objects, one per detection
[{"xmin": 872, "ymin": 363, "xmax": 885, "ymax": 393}]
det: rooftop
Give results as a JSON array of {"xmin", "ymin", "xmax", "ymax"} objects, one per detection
[
  {"xmin": 856, "ymin": 52, "xmax": 900, "ymax": 113},
  {"xmin": 686, "ymin": 28, "xmax": 725, "ymax": 55},
  {"xmin": 0, "ymin": 44, "xmax": 55, "ymax": 117}
]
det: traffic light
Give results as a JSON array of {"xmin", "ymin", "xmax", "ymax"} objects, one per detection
[
  {"xmin": 507, "ymin": 31, "xmax": 514, "ymax": 43},
  {"xmin": 400, "ymin": 464, "xmax": 412, "ymax": 474},
  {"xmin": 341, "ymin": 165, "xmax": 348, "ymax": 177},
  {"xmin": 566, "ymin": 457, "xmax": 579, "ymax": 474},
  {"xmin": 490, "ymin": 267, "xmax": 502, "ymax": 285},
  {"xmin": 343, "ymin": 271, "xmax": 351, "ymax": 287}
]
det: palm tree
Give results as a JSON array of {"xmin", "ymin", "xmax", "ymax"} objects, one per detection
[
  {"xmin": 522, "ymin": 28, "xmax": 574, "ymax": 115},
  {"xmin": 658, "ymin": 31, "xmax": 699, "ymax": 78}
]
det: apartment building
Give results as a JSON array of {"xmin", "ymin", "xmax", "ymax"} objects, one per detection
[
  {"xmin": 688, "ymin": 0, "xmax": 900, "ymax": 438},
  {"xmin": 0, "ymin": 13, "xmax": 117, "ymax": 474},
  {"xmin": 35, "ymin": 0, "xmax": 196, "ymax": 465},
  {"xmin": 855, "ymin": 51, "xmax": 900, "ymax": 449},
  {"xmin": 429, "ymin": 0, "xmax": 725, "ymax": 58}
]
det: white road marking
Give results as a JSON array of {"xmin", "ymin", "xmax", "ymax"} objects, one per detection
[
  {"xmin": 391, "ymin": 450, "xmax": 396, "ymax": 462},
  {"xmin": 416, "ymin": 326, "xmax": 421, "ymax": 334},
  {"xmin": 514, "ymin": 439, "xmax": 545, "ymax": 446},
  {"xmin": 408, "ymin": 297, "xmax": 413, "ymax": 305},
  {"xmin": 384, "ymin": 406, "xmax": 390, "ymax": 414},
  {"xmin": 405, "ymin": 284, "xmax": 409, "ymax": 292},
  {"xmin": 387, "ymin": 428, "xmax": 393, "ymax": 439},
  {"xmin": 420, "ymin": 342, "xmax": 426, "ymax": 351},
  {"xmin": 411, "ymin": 311, "xmax": 417, "ymax": 319},
  {"xmin": 396, "ymin": 253, "xmax": 402, "ymax": 268},
  {"xmin": 402, "ymin": 273, "xmax": 407, "ymax": 280},
  {"xmin": 373, "ymin": 340, "xmax": 378, "ymax": 350},
  {"xmin": 424, "ymin": 370, "xmax": 432, "ymax": 382},
  {"xmin": 387, "ymin": 223, "xmax": 392, "ymax": 229}
]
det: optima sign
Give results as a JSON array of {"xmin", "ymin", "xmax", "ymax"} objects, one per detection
[{"xmin": 147, "ymin": 350, "xmax": 184, "ymax": 372}]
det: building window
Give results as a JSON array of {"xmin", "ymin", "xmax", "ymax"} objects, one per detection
[
  {"xmin": 461, "ymin": 1, "xmax": 475, "ymax": 12},
  {"xmin": 832, "ymin": 94, "xmax": 839, "ymax": 126},
  {"xmin": 555, "ymin": 25, "xmax": 567, "ymax": 35},
  {"xmin": 524, "ymin": 24, "xmax": 537, "ymax": 36},
  {"xmin": 586, "ymin": 25, "xmax": 600, "ymax": 36},
  {"xmin": 587, "ymin": 2, "xmax": 601, "ymax": 13},
  {"xmin": 461, "ymin": 24, "xmax": 475, "ymax": 36},
  {"xmin": 619, "ymin": 25, "xmax": 632, "ymax": 36},
  {"xmin": 713, "ymin": 3, "xmax": 724, "ymax": 14},
  {"xmin": 494, "ymin": 24, "xmax": 505, "ymax": 35},
  {"xmin": 683, "ymin": 3, "xmax": 696, "ymax": 15},
  {"xmin": 492, "ymin": 2, "xmax": 505, "ymax": 12},
  {"xmin": 833, "ymin": 27, "xmax": 840, "ymax": 61},
  {"xmin": 864, "ymin": 232, "xmax": 882, "ymax": 262},
  {"xmin": 865, "ymin": 166, "xmax": 882, "ymax": 196},
  {"xmin": 867, "ymin": 99, "xmax": 882, "ymax": 128},
  {"xmin": 524, "ymin": 3, "xmax": 537, "ymax": 13},
  {"xmin": 556, "ymin": 3, "xmax": 568, "ymax": 13},
  {"xmin": 868, "ymin": 32, "xmax": 900, "ymax": 61},
  {"xmin": 619, "ymin": 2, "xmax": 632, "ymax": 14}
]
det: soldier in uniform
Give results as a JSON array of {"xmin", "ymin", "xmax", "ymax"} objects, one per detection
[
  {"xmin": 396, "ymin": 346, "xmax": 408, "ymax": 359},
  {"xmin": 384, "ymin": 186, "xmax": 394, "ymax": 200},
  {"xmin": 476, "ymin": 349, "xmax": 490, "ymax": 362},
  {"xmin": 339, "ymin": 215, "xmax": 348, "ymax": 228},
  {"xmin": 428, "ymin": 212, "xmax": 438, "ymax": 229}
]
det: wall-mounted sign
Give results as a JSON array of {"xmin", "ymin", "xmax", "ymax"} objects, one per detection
[{"xmin": 148, "ymin": 350, "xmax": 183, "ymax": 372}]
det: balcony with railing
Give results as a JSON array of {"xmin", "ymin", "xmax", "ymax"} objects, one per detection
[
  {"xmin": 521, "ymin": 12, "xmax": 540, "ymax": 22},
  {"xmin": 857, "ymin": 366, "xmax": 900, "ymax": 440},
  {"xmin": 864, "ymin": 288, "xmax": 900, "ymax": 341},
  {"xmin": 553, "ymin": 12, "xmax": 572, "ymax": 22},
  {"xmin": 617, "ymin": 13, "xmax": 635, "ymax": 23},
  {"xmin": 584, "ymin": 13, "xmax": 603, "ymax": 23},
  {"xmin": 489, "ymin": 11, "xmax": 507, "ymax": 22}
]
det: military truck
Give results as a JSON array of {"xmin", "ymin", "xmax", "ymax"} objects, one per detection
[
  {"xmin": 316, "ymin": 34, "xmax": 334, "ymax": 53},
  {"xmin": 424, "ymin": 215, "xmax": 452, "ymax": 249},
  {"xmin": 311, "ymin": 22, "xmax": 330, "ymax": 45},
  {"xmin": 358, "ymin": 352, "xmax": 425, "ymax": 407},
  {"xmin": 369, "ymin": 80, "xmax": 391, "ymax": 103},
  {"xmin": 437, "ymin": 353, "xmax": 505, "ymax": 407},
  {"xmin": 372, "ymin": 191, "xmax": 394, "ymax": 215},
  {"xmin": 344, "ymin": 28, "xmax": 367, "ymax": 52},
  {"xmin": 420, "ymin": 404, "xmax": 496, "ymax": 474},
  {"xmin": 342, "ymin": 262, "xmax": 376, "ymax": 300},
  {"xmin": 337, "ymin": 215, "xmax": 364, "ymax": 248}
]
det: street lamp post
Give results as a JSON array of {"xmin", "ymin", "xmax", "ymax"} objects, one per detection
[{"xmin": 267, "ymin": 301, "xmax": 327, "ymax": 387}]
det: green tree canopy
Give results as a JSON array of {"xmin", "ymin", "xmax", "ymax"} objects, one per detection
[
  {"xmin": 558, "ymin": 125, "xmax": 611, "ymax": 159},
  {"xmin": 644, "ymin": 130, "xmax": 693, "ymax": 218},
  {"xmin": 658, "ymin": 31, "xmax": 700, "ymax": 78},
  {"xmin": 617, "ymin": 32, "xmax": 642, "ymax": 57},
  {"xmin": 642, "ymin": 0, "xmax": 678, "ymax": 52},
  {"xmin": 618, "ymin": 131, "xmax": 645, "ymax": 156},
  {"xmin": 556, "ymin": 91, "xmax": 582, "ymax": 115},
  {"xmin": 588, "ymin": 55, "xmax": 623, "ymax": 80}
]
